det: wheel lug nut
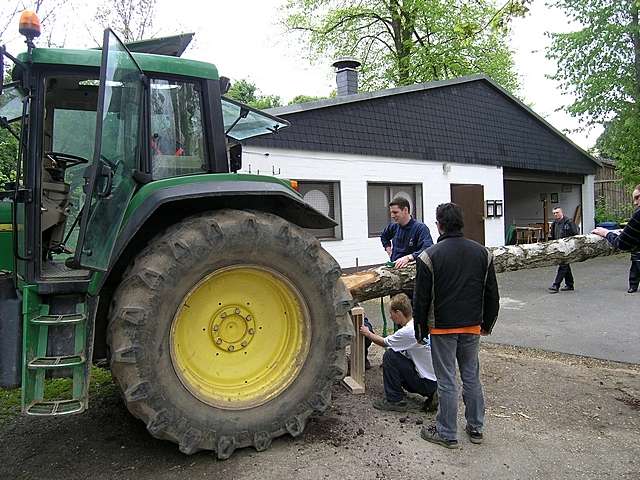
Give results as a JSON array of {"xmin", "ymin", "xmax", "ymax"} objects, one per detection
[
  {"xmin": 241, "ymin": 341, "xmax": 247, "ymax": 347},
  {"xmin": 246, "ymin": 315, "xmax": 252, "ymax": 321},
  {"xmin": 228, "ymin": 345, "xmax": 235, "ymax": 352},
  {"xmin": 215, "ymin": 338, "xmax": 222, "ymax": 345},
  {"xmin": 235, "ymin": 308, "xmax": 240, "ymax": 314},
  {"xmin": 248, "ymin": 328, "xmax": 255, "ymax": 335},
  {"xmin": 213, "ymin": 325, "xmax": 219, "ymax": 331}
]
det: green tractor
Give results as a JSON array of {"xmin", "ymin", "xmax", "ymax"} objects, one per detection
[{"xmin": 0, "ymin": 13, "xmax": 352, "ymax": 459}]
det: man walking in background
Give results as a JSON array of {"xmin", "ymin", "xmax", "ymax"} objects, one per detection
[
  {"xmin": 413, "ymin": 203, "xmax": 500, "ymax": 449},
  {"xmin": 548, "ymin": 207, "xmax": 579, "ymax": 293}
]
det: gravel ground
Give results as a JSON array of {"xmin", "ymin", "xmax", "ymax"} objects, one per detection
[
  {"xmin": 2, "ymin": 256, "xmax": 639, "ymax": 478},
  {"xmin": 1, "ymin": 343, "xmax": 638, "ymax": 480}
]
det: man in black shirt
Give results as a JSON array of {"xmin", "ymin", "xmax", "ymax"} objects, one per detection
[
  {"xmin": 548, "ymin": 207, "xmax": 579, "ymax": 293},
  {"xmin": 414, "ymin": 203, "xmax": 500, "ymax": 449}
]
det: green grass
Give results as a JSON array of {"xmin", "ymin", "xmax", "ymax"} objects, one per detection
[{"xmin": 0, "ymin": 366, "xmax": 116, "ymax": 423}]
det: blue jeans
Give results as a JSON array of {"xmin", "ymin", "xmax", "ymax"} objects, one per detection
[
  {"xmin": 382, "ymin": 349, "xmax": 437, "ymax": 402},
  {"xmin": 430, "ymin": 334, "xmax": 485, "ymax": 441}
]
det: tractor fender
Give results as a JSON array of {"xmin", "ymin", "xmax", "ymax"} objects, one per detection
[
  {"xmin": 91, "ymin": 179, "xmax": 337, "ymax": 359},
  {"xmin": 95, "ymin": 179, "xmax": 335, "ymax": 293}
]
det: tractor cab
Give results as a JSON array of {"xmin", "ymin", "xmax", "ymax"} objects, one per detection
[
  {"xmin": 1, "ymin": 17, "xmax": 288, "ymax": 282},
  {"xmin": 0, "ymin": 13, "xmax": 291, "ymax": 413}
]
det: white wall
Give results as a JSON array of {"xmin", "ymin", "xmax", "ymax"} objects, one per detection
[{"xmin": 243, "ymin": 147, "xmax": 504, "ymax": 269}]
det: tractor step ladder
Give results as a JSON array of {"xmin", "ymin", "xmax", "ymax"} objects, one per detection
[{"xmin": 22, "ymin": 287, "xmax": 91, "ymax": 416}]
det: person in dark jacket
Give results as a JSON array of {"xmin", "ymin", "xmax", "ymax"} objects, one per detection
[
  {"xmin": 413, "ymin": 203, "xmax": 500, "ymax": 449},
  {"xmin": 380, "ymin": 197, "xmax": 433, "ymax": 269},
  {"xmin": 592, "ymin": 184, "xmax": 640, "ymax": 293},
  {"xmin": 548, "ymin": 207, "xmax": 579, "ymax": 293}
]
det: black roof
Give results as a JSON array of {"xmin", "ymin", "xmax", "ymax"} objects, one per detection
[{"xmin": 248, "ymin": 75, "xmax": 598, "ymax": 175}]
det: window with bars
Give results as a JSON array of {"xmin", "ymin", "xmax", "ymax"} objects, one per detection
[
  {"xmin": 298, "ymin": 181, "xmax": 342, "ymax": 240},
  {"xmin": 367, "ymin": 183, "xmax": 423, "ymax": 236}
]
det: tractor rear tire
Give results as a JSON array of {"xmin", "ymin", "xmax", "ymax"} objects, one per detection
[{"xmin": 107, "ymin": 209, "xmax": 353, "ymax": 458}]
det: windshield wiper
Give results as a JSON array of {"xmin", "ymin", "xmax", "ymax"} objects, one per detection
[{"xmin": 224, "ymin": 106, "xmax": 249, "ymax": 136}]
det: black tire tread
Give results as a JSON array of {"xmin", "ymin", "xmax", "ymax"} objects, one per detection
[{"xmin": 108, "ymin": 209, "xmax": 353, "ymax": 458}]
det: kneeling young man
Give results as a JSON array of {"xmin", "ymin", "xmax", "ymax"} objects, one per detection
[{"xmin": 359, "ymin": 293, "xmax": 437, "ymax": 412}]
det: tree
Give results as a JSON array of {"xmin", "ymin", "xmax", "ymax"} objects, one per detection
[
  {"xmin": 93, "ymin": 0, "xmax": 157, "ymax": 43},
  {"xmin": 0, "ymin": 69, "xmax": 19, "ymax": 187},
  {"xmin": 283, "ymin": 0, "xmax": 531, "ymax": 92},
  {"xmin": 596, "ymin": 112, "xmax": 640, "ymax": 186},
  {"xmin": 0, "ymin": 128, "xmax": 18, "ymax": 187},
  {"xmin": 288, "ymin": 94, "xmax": 327, "ymax": 105},
  {"xmin": 226, "ymin": 79, "xmax": 282, "ymax": 109},
  {"xmin": 0, "ymin": 2, "xmax": 23, "ymax": 41},
  {"xmin": 547, "ymin": 0, "xmax": 640, "ymax": 186},
  {"xmin": 0, "ymin": 1, "xmax": 71, "ymax": 48}
]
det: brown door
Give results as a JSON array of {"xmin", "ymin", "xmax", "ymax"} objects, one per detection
[{"xmin": 450, "ymin": 184, "xmax": 485, "ymax": 245}]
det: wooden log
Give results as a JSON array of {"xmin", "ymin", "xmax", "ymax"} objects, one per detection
[
  {"xmin": 342, "ymin": 307, "xmax": 365, "ymax": 394},
  {"xmin": 343, "ymin": 234, "xmax": 617, "ymax": 303}
]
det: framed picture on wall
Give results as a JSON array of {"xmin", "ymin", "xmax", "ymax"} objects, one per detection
[{"xmin": 551, "ymin": 193, "xmax": 559, "ymax": 204}]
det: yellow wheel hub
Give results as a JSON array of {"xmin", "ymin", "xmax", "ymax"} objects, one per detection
[
  {"xmin": 170, "ymin": 265, "xmax": 311, "ymax": 410},
  {"xmin": 210, "ymin": 306, "xmax": 256, "ymax": 353}
]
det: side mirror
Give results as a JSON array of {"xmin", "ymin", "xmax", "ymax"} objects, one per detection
[
  {"xmin": 229, "ymin": 143, "xmax": 242, "ymax": 173},
  {"xmin": 219, "ymin": 76, "xmax": 230, "ymax": 95}
]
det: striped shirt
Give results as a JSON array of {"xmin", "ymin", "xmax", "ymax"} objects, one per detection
[{"xmin": 605, "ymin": 208, "xmax": 640, "ymax": 251}]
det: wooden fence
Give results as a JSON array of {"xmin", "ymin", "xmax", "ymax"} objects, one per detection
[{"xmin": 594, "ymin": 162, "xmax": 633, "ymax": 219}]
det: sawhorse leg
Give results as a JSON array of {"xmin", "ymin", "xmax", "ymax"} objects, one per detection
[{"xmin": 342, "ymin": 306, "xmax": 365, "ymax": 394}]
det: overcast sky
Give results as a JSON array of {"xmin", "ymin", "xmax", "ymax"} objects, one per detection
[{"xmin": 3, "ymin": 0, "xmax": 601, "ymax": 150}]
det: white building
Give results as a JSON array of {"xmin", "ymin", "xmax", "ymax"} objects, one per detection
[{"xmin": 245, "ymin": 73, "xmax": 599, "ymax": 270}]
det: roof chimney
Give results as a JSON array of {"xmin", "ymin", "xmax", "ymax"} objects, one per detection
[{"xmin": 332, "ymin": 57, "xmax": 361, "ymax": 96}]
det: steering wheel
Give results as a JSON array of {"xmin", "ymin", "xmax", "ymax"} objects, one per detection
[{"xmin": 45, "ymin": 151, "xmax": 89, "ymax": 169}]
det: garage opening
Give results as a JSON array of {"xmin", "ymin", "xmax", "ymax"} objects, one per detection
[{"xmin": 503, "ymin": 170, "xmax": 583, "ymax": 245}]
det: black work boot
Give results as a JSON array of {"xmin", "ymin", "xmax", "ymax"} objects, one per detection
[
  {"xmin": 422, "ymin": 391, "xmax": 438, "ymax": 413},
  {"xmin": 372, "ymin": 398, "xmax": 408, "ymax": 412},
  {"xmin": 420, "ymin": 424, "xmax": 458, "ymax": 449},
  {"xmin": 465, "ymin": 424, "xmax": 484, "ymax": 444}
]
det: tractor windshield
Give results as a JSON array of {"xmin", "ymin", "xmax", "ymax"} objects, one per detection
[
  {"xmin": 221, "ymin": 96, "xmax": 289, "ymax": 141},
  {"xmin": 0, "ymin": 83, "xmax": 26, "ymax": 124}
]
